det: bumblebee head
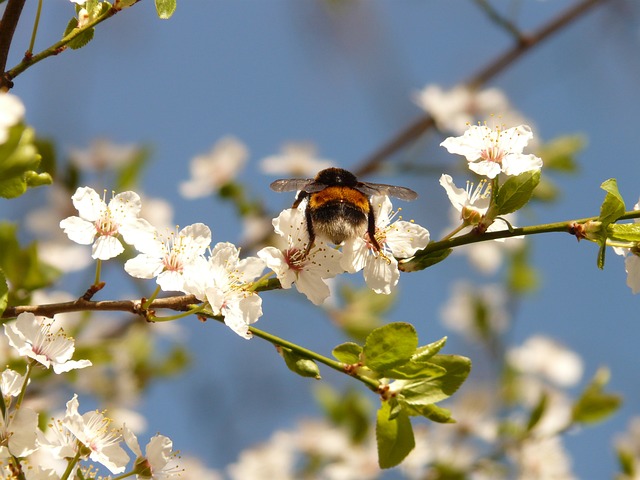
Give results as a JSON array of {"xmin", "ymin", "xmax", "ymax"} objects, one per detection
[{"xmin": 314, "ymin": 168, "xmax": 358, "ymax": 187}]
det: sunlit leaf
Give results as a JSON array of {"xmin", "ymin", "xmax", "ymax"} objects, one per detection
[
  {"xmin": 495, "ymin": 170, "xmax": 541, "ymax": 215},
  {"xmin": 363, "ymin": 323, "xmax": 418, "ymax": 372},
  {"xmin": 376, "ymin": 401, "xmax": 415, "ymax": 469}
]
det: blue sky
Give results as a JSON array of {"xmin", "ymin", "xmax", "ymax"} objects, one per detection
[{"xmin": 4, "ymin": 1, "xmax": 640, "ymax": 477}]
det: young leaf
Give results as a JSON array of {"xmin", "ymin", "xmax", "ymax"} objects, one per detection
[
  {"xmin": 280, "ymin": 347, "xmax": 321, "ymax": 379},
  {"xmin": 572, "ymin": 367, "xmax": 622, "ymax": 424},
  {"xmin": 155, "ymin": 0, "xmax": 177, "ymax": 19},
  {"xmin": 597, "ymin": 178, "xmax": 626, "ymax": 269},
  {"xmin": 403, "ymin": 403, "xmax": 454, "ymax": 423},
  {"xmin": 494, "ymin": 170, "xmax": 541, "ymax": 215},
  {"xmin": 363, "ymin": 323, "xmax": 418, "ymax": 373},
  {"xmin": 332, "ymin": 342, "xmax": 362, "ymax": 364},
  {"xmin": 376, "ymin": 400, "xmax": 415, "ymax": 469},
  {"xmin": 382, "ymin": 361, "xmax": 447, "ymax": 380},
  {"xmin": 68, "ymin": 27, "xmax": 95, "ymax": 50},
  {"xmin": 525, "ymin": 391, "xmax": 548, "ymax": 432},
  {"xmin": 399, "ymin": 355, "xmax": 471, "ymax": 406},
  {"xmin": 606, "ymin": 224, "xmax": 640, "ymax": 244},
  {"xmin": 398, "ymin": 248, "xmax": 452, "ymax": 272},
  {"xmin": 536, "ymin": 134, "xmax": 584, "ymax": 172},
  {"xmin": 598, "ymin": 178, "xmax": 626, "ymax": 227},
  {"xmin": 0, "ymin": 125, "xmax": 44, "ymax": 198},
  {"xmin": 411, "ymin": 337, "xmax": 447, "ymax": 363}
]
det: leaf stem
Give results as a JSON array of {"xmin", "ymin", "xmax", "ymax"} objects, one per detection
[
  {"xmin": 26, "ymin": 0, "xmax": 43, "ymax": 56},
  {"xmin": 246, "ymin": 323, "xmax": 380, "ymax": 391},
  {"xmin": 6, "ymin": 6, "xmax": 119, "ymax": 83}
]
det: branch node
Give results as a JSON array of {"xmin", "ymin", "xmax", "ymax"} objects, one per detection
[{"xmin": 81, "ymin": 282, "xmax": 105, "ymax": 301}]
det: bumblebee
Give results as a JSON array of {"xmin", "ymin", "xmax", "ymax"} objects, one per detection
[{"xmin": 270, "ymin": 167, "xmax": 418, "ymax": 253}]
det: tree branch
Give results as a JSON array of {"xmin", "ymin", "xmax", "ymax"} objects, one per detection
[
  {"xmin": 0, "ymin": 0, "xmax": 27, "ymax": 89},
  {"xmin": 354, "ymin": 0, "xmax": 611, "ymax": 177}
]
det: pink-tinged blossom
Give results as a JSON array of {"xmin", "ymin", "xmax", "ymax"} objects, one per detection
[
  {"xmin": 341, "ymin": 196, "xmax": 430, "ymax": 295},
  {"xmin": 125, "ymin": 223, "xmax": 211, "ymax": 293},
  {"xmin": 4, "ymin": 312, "xmax": 92, "ymax": 374},
  {"xmin": 257, "ymin": 208, "xmax": 343, "ymax": 305},
  {"xmin": 59, "ymin": 186, "xmax": 155, "ymax": 260},
  {"xmin": 62, "ymin": 394, "xmax": 130, "ymax": 474},
  {"xmin": 441, "ymin": 124, "xmax": 542, "ymax": 179}
]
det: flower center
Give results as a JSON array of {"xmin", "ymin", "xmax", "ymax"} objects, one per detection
[
  {"xmin": 480, "ymin": 144, "xmax": 504, "ymax": 164},
  {"xmin": 284, "ymin": 247, "xmax": 307, "ymax": 272},
  {"xmin": 95, "ymin": 209, "xmax": 119, "ymax": 237},
  {"xmin": 163, "ymin": 250, "xmax": 183, "ymax": 273}
]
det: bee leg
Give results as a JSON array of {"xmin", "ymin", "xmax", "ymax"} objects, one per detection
[
  {"xmin": 367, "ymin": 203, "xmax": 382, "ymax": 252},
  {"xmin": 292, "ymin": 191, "xmax": 308, "ymax": 210},
  {"xmin": 304, "ymin": 205, "xmax": 316, "ymax": 256}
]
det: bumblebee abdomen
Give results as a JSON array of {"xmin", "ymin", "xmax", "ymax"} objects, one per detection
[{"xmin": 308, "ymin": 187, "xmax": 369, "ymax": 245}]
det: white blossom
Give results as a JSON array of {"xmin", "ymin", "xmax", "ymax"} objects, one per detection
[
  {"xmin": 260, "ymin": 142, "xmax": 333, "ymax": 177},
  {"xmin": 59, "ymin": 187, "xmax": 154, "ymax": 260},
  {"xmin": 341, "ymin": 196, "xmax": 429, "ymax": 295},
  {"xmin": 4, "ymin": 313, "xmax": 92, "ymax": 374},
  {"xmin": 62, "ymin": 394, "xmax": 129, "ymax": 474},
  {"xmin": 125, "ymin": 223, "xmax": 211, "ymax": 293},
  {"xmin": 614, "ymin": 198, "xmax": 640, "ymax": 294},
  {"xmin": 179, "ymin": 136, "xmax": 248, "ymax": 199},
  {"xmin": 507, "ymin": 335, "xmax": 583, "ymax": 388},
  {"xmin": 413, "ymin": 84, "xmax": 511, "ymax": 135},
  {"xmin": 0, "ymin": 92, "xmax": 25, "ymax": 144},
  {"xmin": 257, "ymin": 208, "xmax": 343, "ymax": 305},
  {"xmin": 441, "ymin": 124, "xmax": 542, "ymax": 179}
]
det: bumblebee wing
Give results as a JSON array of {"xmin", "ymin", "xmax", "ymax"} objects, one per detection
[
  {"xmin": 270, "ymin": 178, "xmax": 315, "ymax": 192},
  {"xmin": 357, "ymin": 182, "xmax": 418, "ymax": 201}
]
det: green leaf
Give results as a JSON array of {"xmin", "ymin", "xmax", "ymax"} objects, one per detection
[
  {"xmin": 68, "ymin": 27, "xmax": 95, "ymax": 50},
  {"xmin": 281, "ymin": 348, "xmax": 321, "ymax": 379},
  {"xmin": 315, "ymin": 385, "xmax": 372, "ymax": 443},
  {"xmin": 399, "ymin": 355, "xmax": 471, "ymax": 407},
  {"xmin": 494, "ymin": 170, "xmax": 541, "ymax": 215},
  {"xmin": 617, "ymin": 446, "xmax": 636, "ymax": 477},
  {"xmin": 398, "ymin": 248, "xmax": 452, "ymax": 272},
  {"xmin": 572, "ymin": 367, "xmax": 622, "ymax": 424},
  {"xmin": 403, "ymin": 403, "xmax": 454, "ymax": 423},
  {"xmin": 607, "ymin": 224, "xmax": 640, "ymax": 244},
  {"xmin": 507, "ymin": 243, "xmax": 539, "ymax": 294},
  {"xmin": 536, "ymin": 134, "xmax": 584, "ymax": 172},
  {"xmin": 0, "ymin": 269, "xmax": 8, "ymax": 316},
  {"xmin": 332, "ymin": 342, "xmax": 362, "ymax": 364},
  {"xmin": 411, "ymin": 337, "xmax": 447, "ymax": 363},
  {"xmin": 597, "ymin": 179, "xmax": 626, "ymax": 269},
  {"xmin": 599, "ymin": 179, "xmax": 626, "ymax": 227},
  {"xmin": 333, "ymin": 284, "xmax": 394, "ymax": 342},
  {"xmin": 525, "ymin": 391, "xmax": 548, "ymax": 432},
  {"xmin": 363, "ymin": 323, "xmax": 418, "ymax": 372},
  {"xmin": 155, "ymin": 0, "xmax": 176, "ymax": 18},
  {"xmin": 0, "ymin": 223, "xmax": 60, "ymax": 302},
  {"xmin": 115, "ymin": 146, "xmax": 150, "ymax": 190},
  {"xmin": 376, "ymin": 400, "xmax": 415, "ymax": 469},
  {"xmin": 0, "ymin": 125, "xmax": 44, "ymax": 198},
  {"xmin": 382, "ymin": 361, "xmax": 447, "ymax": 380}
]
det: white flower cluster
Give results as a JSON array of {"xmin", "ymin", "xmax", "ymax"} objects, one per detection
[
  {"xmin": 58, "ymin": 186, "xmax": 432, "ymax": 338},
  {"xmin": 0, "ymin": 312, "xmax": 183, "ymax": 479}
]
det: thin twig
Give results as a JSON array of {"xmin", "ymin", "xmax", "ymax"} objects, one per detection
[
  {"xmin": 354, "ymin": 0, "xmax": 610, "ymax": 177},
  {"xmin": 0, "ymin": 0, "xmax": 27, "ymax": 89}
]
